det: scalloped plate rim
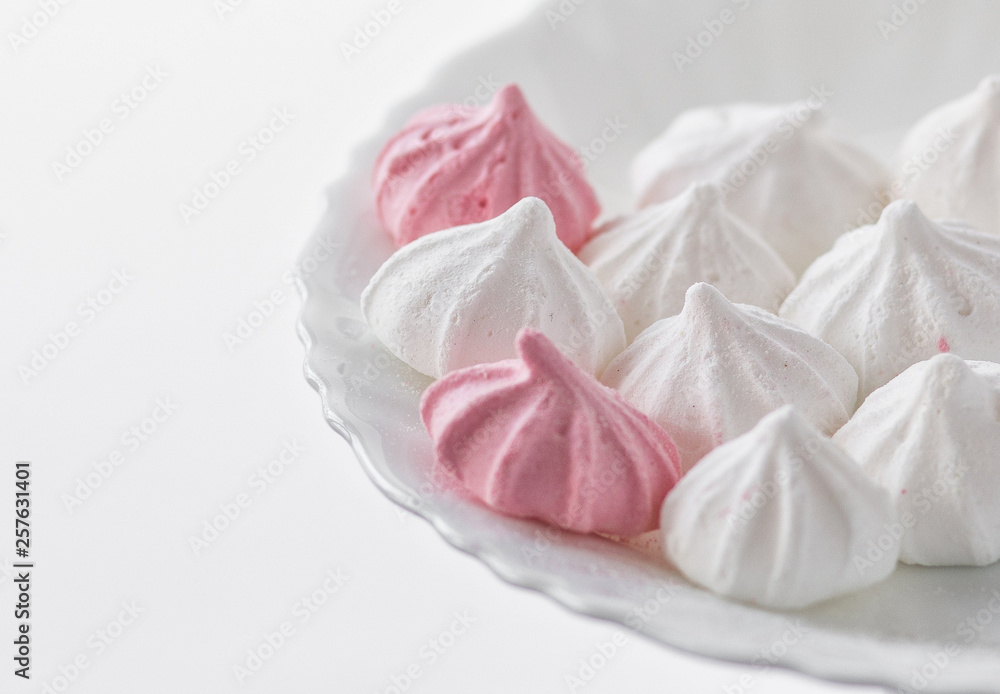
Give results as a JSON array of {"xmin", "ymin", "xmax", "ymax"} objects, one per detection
[{"xmin": 294, "ymin": 4, "xmax": 1000, "ymax": 691}]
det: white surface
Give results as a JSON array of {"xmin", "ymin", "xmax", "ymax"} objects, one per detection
[{"xmin": 0, "ymin": 1, "xmax": 954, "ymax": 692}]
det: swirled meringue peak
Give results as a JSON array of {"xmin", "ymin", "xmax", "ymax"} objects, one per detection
[
  {"xmin": 601, "ymin": 283, "xmax": 858, "ymax": 472},
  {"xmin": 360, "ymin": 197, "xmax": 626, "ymax": 379},
  {"xmin": 780, "ymin": 200, "xmax": 1000, "ymax": 402},
  {"xmin": 833, "ymin": 354, "xmax": 1000, "ymax": 567},
  {"xmin": 373, "ymin": 83, "xmax": 600, "ymax": 250},
  {"xmin": 631, "ymin": 101, "xmax": 890, "ymax": 275},
  {"xmin": 662, "ymin": 406, "xmax": 899, "ymax": 609},
  {"xmin": 578, "ymin": 181, "xmax": 795, "ymax": 341},
  {"xmin": 421, "ymin": 328, "xmax": 682, "ymax": 536},
  {"xmin": 897, "ymin": 76, "xmax": 1000, "ymax": 236}
]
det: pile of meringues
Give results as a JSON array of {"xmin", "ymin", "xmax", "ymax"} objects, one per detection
[{"xmin": 359, "ymin": 77, "xmax": 1000, "ymax": 609}]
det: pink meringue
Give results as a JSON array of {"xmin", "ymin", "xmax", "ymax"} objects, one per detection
[
  {"xmin": 373, "ymin": 83, "xmax": 600, "ymax": 251},
  {"xmin": 420, "ymin": 328, "xmax": 682, "ymax": 536}
]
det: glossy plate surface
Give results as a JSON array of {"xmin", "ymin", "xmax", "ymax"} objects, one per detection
[{"xmin": 297, "ymin": 3, "xmax": 1000, "ymax": 690}]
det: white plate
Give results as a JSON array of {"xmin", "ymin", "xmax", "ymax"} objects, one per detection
[{"xmin": 297, "ymin": 2, "xmax": 1000, "ymax": 690}]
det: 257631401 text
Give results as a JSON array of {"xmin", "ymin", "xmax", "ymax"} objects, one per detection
[{"xmin": 14, "ymin": 461, "xmax": 32, "ymax": 679}]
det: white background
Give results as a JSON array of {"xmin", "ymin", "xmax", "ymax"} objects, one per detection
[{"xmin": 0, "ymin": 1, "xmax": 894, "ymax": 692}]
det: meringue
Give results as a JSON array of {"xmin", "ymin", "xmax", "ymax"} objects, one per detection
[
  {"xmin": 897, "ymin": 75, "xmax": 1000, "ymax": 236},
  {"xmin": 833, "ymin": 354, "xmax": 1000, "ymax": 567},
  {"xmin": 780, "ymin": 200, "xmax": 1000, "ymax": 402},
  {"xmin": 601, "ymin": 283, "xmax": 858, "ymax": 472},
  {"xmin": 421, "ymin": 328, "xmax": 682, "ymax": 536},
  {"xmin": 662, "ymin": 406, "xmax": 899, "ymax": 609},
  {"xmin": 360, "ymin": 197, "xmax": 626, "ymax": 379},
  {"xmin": 631, "ymin": 101, "xmax": 890, "ymax": 275},
  {"xmin": 578, "ymin": 181, "xmax": 795, "ymax": 341},
  {"xmin": 373, "ymin": 83, "xmax": 600, "ymax": 250}
]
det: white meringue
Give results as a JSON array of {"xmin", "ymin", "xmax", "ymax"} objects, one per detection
[
  {"xmin": 897, "ymin": 75, "xmax": 1000, "ymax": 236},
  {"xmin": 578, "ymin": 181, "xmax": 796, "ymax": 342},
  {"xmin": 631, "ymin": 101, "xmax": 890, "ymax": 275},
  {"xmin": 780, "ymin": 200, "xmax": 1000, "ymax": 402},
  {"xmin": 833, "ymin": 354, "xmax": 1000, "ymax": 567},
  {"xmin": 601, "ymin": 283, "xmax": 858, "ymax": 472},
  {"xmin": 360, "ymin": 197, "xmax": 626, "ymax": 378},
  {"xmin": 662, "ymin": 406, "xmax": 899, "ymax": 609}
]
